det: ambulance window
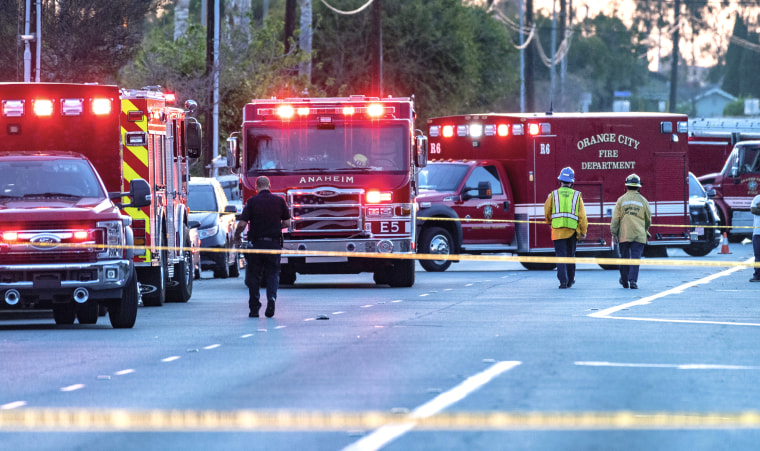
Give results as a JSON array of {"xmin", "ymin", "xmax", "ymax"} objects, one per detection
[{"xmin": 466, "ymin": 166, "xmax": 503, "ymax": 195}]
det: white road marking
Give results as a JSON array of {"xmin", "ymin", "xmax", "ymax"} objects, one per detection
[
  {"xmin": 114, "ymin": 369, "xmax": 135, "ymax": 376},
  {"xmin": 161, "ymin": 356, "xmax": 180, "ymax": 362},
  {"xmin": 60, "ymin": 384, "xmax": 85, "ymax": 392},
  {"xmin": 361, "ymin": 304, "xmax": 374, "ymax": 308},
  {"xmin": 342, "ymin": 361, "xmax": 521, "ymax": 451},
  {"xmin": 333, "ymin": 311, "xmax": 346, "ymax": 314},
  {"xmin": 418, "ymin": 294, "xmax": 429, "ymax": 297},
  {"xmin": 241, "ymin": 334, "xmax": 253, "ymax": 338},
  {"xmin": 576, "ymin": 361, "xmax": 760, "ymax": 370},
  {"xmin": 203, "ymin": 344, "xmax": 221, "ymax": 350},
  {"xmin": 1, "ymin": 401, "xmax": 26, "ymax": 410},
  {"xmin": 589, "ymin": 260, "xmax": 759, "ymax": 326},
  {"xmin": 274, "ymin": 326, "xmax": 286, "ymax": 330}
]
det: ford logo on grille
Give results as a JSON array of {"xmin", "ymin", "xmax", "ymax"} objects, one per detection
[
  {"xmin": 314, "ymin": 190, "xmax": 339, "ymax": 197},
  {"xmin": 30, "ymin": 234, "xmax": 61, "ymax": 250}
]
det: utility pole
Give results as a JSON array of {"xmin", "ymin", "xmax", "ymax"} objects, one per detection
[
  {"xmin": 525, "ymin": 0, "xmax": 535, "ymax": 112},
  {"xmin": 371, "ymin": 0, "xmax": 383, "ymax": 97},
  {"xmin": 204, "ymin": 0, "xmax": 218, "ymax": 177},
  {"xmin": 669, "ymin": 0, "xmax": 680, "ymax": 113}
]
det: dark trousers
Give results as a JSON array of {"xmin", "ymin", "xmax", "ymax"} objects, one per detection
[
  {"xmin": 244, "ymin": 240, "xmax": 281, "ymax": 311},
  {"xmin": 619, "ymin": 241, "xmax": 645, "ymax": 283},
  {"xmin": 553, "ymin": 235, "xmax": 577, "ymax": 286},
  {"xmin": 754, "ymin": 235, "xmax": 760, "ymax": 279}
]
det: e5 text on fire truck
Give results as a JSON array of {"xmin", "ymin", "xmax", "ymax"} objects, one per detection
[
  {"xmin": 416, "ymin": 112, "xmax": 717, "ymax": 271},
  {"xmin": 226, "ymin": 95, "xmax": 428, "ymax": 287},
  {"xmin": 0, "ymin": 83, "xmax": 201, "ymax": 328}
]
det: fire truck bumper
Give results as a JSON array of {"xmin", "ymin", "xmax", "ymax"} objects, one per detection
[
  {"xmin": 282, "ymin": 238, "xmax": 413, "ymax": 263},
  {"xmin": 0, "ymin": 260, "xmax": 133, "ymax": 306}
]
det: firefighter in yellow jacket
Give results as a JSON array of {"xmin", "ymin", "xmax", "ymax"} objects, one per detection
[
  {"xmin": 610, "ymin": 174, "xmax": 651, "ymax": 289},
  {"xmin": 544, "ymin": 167, "xmax": 588, "ymax": 289}
]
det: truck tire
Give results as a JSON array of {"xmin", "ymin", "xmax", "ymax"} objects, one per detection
[
  {"xmin": 53, "ymin": 302, "xmax": 75, "ymax": 325},
  {"xmin": 214, "ymin": 246, "xmax": 230, "ymax": 279},
  {"xmin": 519, "ymin": 261, "xmax": 557, "ymax": 270},
  {"xmin": 141, "ymin": 245, "xmax": 167, "ymax": 307},
  {"xmin": 76, "ymin": 300, "xmax": 99, "ymax": 325},
  {"xmin": 167, "ymin": 229, "xmax": 193, "ymax": 303},
  {"xmin": 109, "ymin": 267, "xmax": 138, "ymax": 329},
  {"xmin": 419, "ymin": 227, "xmax": 453, "ymax": 272},
  {"xmin": 597, "ymin": 247, "xmax": 621, "ymax": 270},
  {"xmin": 387, "ymin": 259, "xmax": 415, "ymax": 287},
  {"xmin": 682, "ymin": 243, "xmax": 715, "ymax": 257}
]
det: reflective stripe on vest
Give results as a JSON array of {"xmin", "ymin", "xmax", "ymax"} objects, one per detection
[{"xmin": 551, "ymin": 187, "xmax": 580, "ymax": 229}]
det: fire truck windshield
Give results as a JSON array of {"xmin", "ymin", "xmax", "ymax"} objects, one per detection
[
  {"xmin": 0, "ymin": 159, "xmax": 106, "ymax": 199},
  {"xmin": 244, "ymin": 124, "xmax": 408, "ymax": 173},
  {"xmin": 419, "ymin": 164, "xmax": 469, "ymax": 192}
]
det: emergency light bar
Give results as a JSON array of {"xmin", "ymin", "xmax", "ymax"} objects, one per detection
[
  {"xmin": 431, "ymin": 122, "xmax": 517, "ymax": 138},
  {"xmin": 33, "ymin": 99, "xmax": 54, "ymax": 116},
  {"xmin": 260, "ymin": 105, "xmax": 396, "ymax": 119}
]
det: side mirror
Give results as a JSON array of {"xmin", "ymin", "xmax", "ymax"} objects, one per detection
[
  {"xmin": 224, "ymin": 205, "xmax": 238, "ymax": 213},
  {"xmin": 226, "ymin": 136, "xmax": 238, "ymax": 170},
  {"xmin": 415, "ymin": 134, "xmax": 428, "ymax": 168},
  {"xmin": 477, "ymin": 181, "xmax": 492, "ymax": 199},
  {"xmin": 706, "ymin": 188, "xmax": 716, "ymax": 198},
  {"xmin": 112, "ymin": 178, "xmax": 151, "ymax": 208},
  {"xmin": 188, "ymin": 220, "xmax": 201, "ymax": 229},
  {"xmin": 185, "ymin": 119, "xmax": 202, "ymax": 159}
]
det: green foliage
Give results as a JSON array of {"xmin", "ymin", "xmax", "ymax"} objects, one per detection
[
  {"xmin": 311, "ymin": 0, "xmax": 517, "ymax": 124},
  {"xmin": 566, "ymin": 15, "xmax": 649, "ymax": 111},
  {"xmin": 724, "ymin": 97, "xmax": 747, "ymax": 117}
]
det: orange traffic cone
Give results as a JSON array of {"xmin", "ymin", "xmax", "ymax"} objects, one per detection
[{"xmin": 718, "ymin": 232, "xmax": 731, "ymax": 254}]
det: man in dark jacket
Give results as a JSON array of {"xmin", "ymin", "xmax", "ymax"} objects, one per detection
[{"xmin": 233, "ymin": 176, "xmax": 290, "ymax": 318}]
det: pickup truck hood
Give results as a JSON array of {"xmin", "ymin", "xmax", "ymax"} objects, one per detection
[{"xmin": 0, "ymin": 197, "xmax": 120, "ymax": 220}]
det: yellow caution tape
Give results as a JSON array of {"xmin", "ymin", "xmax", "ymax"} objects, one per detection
[
  {"xmin": 1, "ymin": 409, "xmax": 759, "ymax": 431},
  {"xmin": 418, "ymin": 216, "xmax": 757, "ymax": 230}
]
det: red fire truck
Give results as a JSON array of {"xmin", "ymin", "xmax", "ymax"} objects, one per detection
[
  {"xmin": 688, "ymin": 117, "xmax": 760, "ymax": 241},
  {"xmin": 417, "ymin": 112, "xmax": 697, "ymax": 271},
  {"xmin": 226, "ymin": 95, "xmax": 428, "ymax": 287},
  {"xmin": 0, "ymin": 83, "xmax": 201, "ymax": 327}
]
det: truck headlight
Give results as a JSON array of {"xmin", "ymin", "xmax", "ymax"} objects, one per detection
[
  {"xmin": 198, "ymin": 225, "xmax": 219, "ymax": 239},
  {"xmin": 97, "ymin": 220, "xmax": 124, "ymax": 258}
]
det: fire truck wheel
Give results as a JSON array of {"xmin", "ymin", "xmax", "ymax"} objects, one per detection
[
  {"xmin": 76, "ymin": 300, "xmax": 99, "ymax": 325},
  {"xmin": 682, "ymin": 243, "xmax": 715, "ymax": 257},
  {"xmin": 519, "ymin": 261, "xmax": 557, "ymax": 271},
  {"xmin": 419, "ymin": 227, "xmax": 454, "ymax": 272},
  {"xmin": 167, "ymin": 250, "xmax": 193, "ymax": 303},
  {"xmin": 141, "ymin": 248, "xmax": 167, "ymax": 307},
  {"xmin": 386, "ymin": 259, "xmax": 415, "ymax": 287},
  {"xmin": 597, "ymin": 247, "xmax": 621, "ymax": 270},
  {"xmin": 53, "ymin": 302, "xmax": 76, "ymax": 325},
  {"xmin": 109, "ymin": 268, "xmax": 138, "ymax": 329}
]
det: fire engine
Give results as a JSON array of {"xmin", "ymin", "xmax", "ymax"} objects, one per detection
[
  {"xmin": 226, "ymin": 95, "xmax": 428, "ymax": 287},
  {"xmin": 418, "ymin": 112, "xmax": 701, "ymax": 271},
  {"xmin": 0, "ymin": 83, "xmax": 201, "ymax": 327},
  {"xmin": 688, "ymin": 117, "xmax": 760, "ymax": 241}
]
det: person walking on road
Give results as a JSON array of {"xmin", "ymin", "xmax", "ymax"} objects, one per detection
[
  {"xmin": 544, "ymin": 167, "xmax": 588, "ymax": 289},
  {"xmin": 233, "ymin": 176, "xmax": 290, "ymax": 318},
  {"xmin": 750, "ymin": 194, "xmax": 760, "ymax": 282},
  {"xmin": 610, "ymin": 174, "xmax": 651, "ymax": 290}
]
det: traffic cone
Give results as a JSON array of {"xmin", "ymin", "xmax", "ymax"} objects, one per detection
[{"xmin": 719, "ymin": 232, "xmax": 731, "ymax": 254}]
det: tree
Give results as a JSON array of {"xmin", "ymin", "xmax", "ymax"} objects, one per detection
[{"xmin": 311, "ymin": 0, "xmax": 517, "ymax": 124}]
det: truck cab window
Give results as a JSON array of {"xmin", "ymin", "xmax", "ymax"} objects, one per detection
[{"xmin": 465, "ymin": 166, "xmax": 503, "ymax": 195}]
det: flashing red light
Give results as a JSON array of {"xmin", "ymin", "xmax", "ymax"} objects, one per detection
[
  {"xmin": 91, "ymin": 98, "xmax": 112, "ymax": 115},
  {"xmin": 33, "ymin": 99, "xmax": 54, "ymax": 116},
  {"xmin": 343, "ymin": 106, "xmax": 356, "ymax": 116},
  {"xmin": 497, "ymin": 124, "xmax": 509, "ymax": 137},
  {"xmin": 73, "ymin": 231, "xmax": 89, "ymax": 240},
  {"xmin": 442, "ymin": 125, "xmax": 454, "ymax": 138},
  {"xmin": 528, "ymin": 123, "xmax": 540, "ymax": 135},
  {"xmin": 164, "ymin": 92, "xmax": 176, "ymax": 104},
  {"xmin": 277, "ymin": 105, "xmax": 295, "ymax": 119},
  {"xmin": 1, "ymin": 231, "xmax": 18, "ymax": 241},
  {"xmin": 297, "ymin": 107, "xmax": 309, "ymax": 116},
  {"xmin": 366, "ymin": 191, "xmax": 392, "ymax": 204},
  {"xmin": 367, "ymin": 104, "xmax": 384, "ymax": 117}
]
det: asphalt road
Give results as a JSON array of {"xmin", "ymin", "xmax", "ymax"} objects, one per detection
[{"xmin": 1, "ymin": 242, "xmax": 760, "ymax": 450}]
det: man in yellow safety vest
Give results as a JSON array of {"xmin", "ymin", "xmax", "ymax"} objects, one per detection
[{"xmin": 544, "ymin": 167, "xmax": 588, "ymax": 289}]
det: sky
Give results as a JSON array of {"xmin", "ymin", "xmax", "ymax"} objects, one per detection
[{"xmin": 517, "ymin": 0, "xmax": 751, "ymax": 71}]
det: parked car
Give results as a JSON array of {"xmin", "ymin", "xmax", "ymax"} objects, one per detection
[
  {"xmin": 188, "ymin": 177, "xmax": 241, "ymax": 278},
  {"xmin": 683, "ymin": 172, "xmax": 721, "ymax": 257},
  {"xmin": 215, "ymin": 174, "xmax": 244, "ymax": 214}
]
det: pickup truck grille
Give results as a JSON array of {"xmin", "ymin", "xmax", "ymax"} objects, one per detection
[
  {"xmin": 0, "ymin": 223, "xmax": 104, "ymax": 265},
  {"xmin": 289, "ymin": 188, "xmax": 363, "ymax": 233}
]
